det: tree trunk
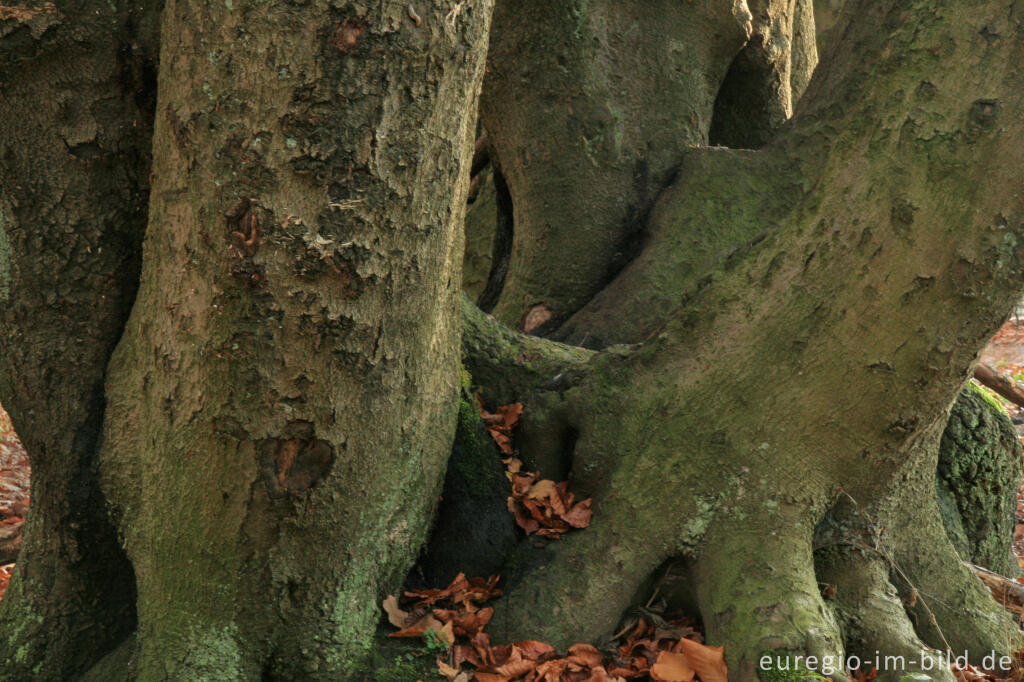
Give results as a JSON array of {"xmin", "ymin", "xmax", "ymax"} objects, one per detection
[
  {"xmin": 2, "ymin": 0, "xmax": 1024, "ymax": 680},
  {"xmin": 936, "ymin": 385, "xmax": 1022, "ymax": 578},
  {"xmin": 96, "ymin": 1, "xmax": 493, "ymax": 678},
  {"xmin": 0, "ymin": 2, "xmax": 159, "ymax": 678},
  {"xmin": 479, "ymin": 0, "xmax": 754, "ymax": 330},
  {"xmin": 466, "ymin": 0, "xmax": 1024, "ymax": 679}
]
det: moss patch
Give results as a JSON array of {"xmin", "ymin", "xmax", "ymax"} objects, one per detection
[
  {"xmin": 358, "ymin": 630, "xmax": 441, "ymax": 682},
  {"xmin": 937, "ymin": 386, "xmax": 1022, "ymax": 575}
]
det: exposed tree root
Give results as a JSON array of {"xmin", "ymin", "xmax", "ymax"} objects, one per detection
[
  {"xmin": 694, "ymin": 514, "xmax": 847, "ymax": 682},
  {"xmin": 885, "ymin": 493, "xmax": 1015, "ymax": 660},
  {"xmin": 487, "ymin": 514, "xmax": 667, "ymax": 649},
  {"xmin": 817, "ymin": 545, "xmax": 955, "ymax": 682}
]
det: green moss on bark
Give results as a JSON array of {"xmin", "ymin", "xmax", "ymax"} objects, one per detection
[
  {"xmin": 937, "ymin": 385, "xmax": 1022, "ymax": 576},
  {"xmin": 416, "ymin": 372, "xmax": 517, "ymax": 586}
]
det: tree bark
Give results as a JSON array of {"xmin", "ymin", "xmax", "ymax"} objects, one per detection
[
  {"xmin": 936, "ymin": 385, "xmax": 1021, "ymax": 578},
  {"xmin": 96, "ymin": 1, "xmax": 493, "ymax": 677},
  {"xmin": 479, "ymin": 0, "xmax": 756, "ymax": 330},
  {"xmin": 2, "ymin": 0, "xmax": 1023, "ymax": 679},
  {"xmin": 472, "ymin": 0, "xmax": 1024, "ymax": 678},
  {"xmin": 0, "ymin": 2, "xmax": 159, "ymax": 678}
]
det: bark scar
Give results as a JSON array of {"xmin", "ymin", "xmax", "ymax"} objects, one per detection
[
  {"xmin": 232, "ymin": 212, "xmax": 259, "ymax": 248},
  {"xmin": 256, "ymin": 421, "xmax": 335, "ymax": 500}
]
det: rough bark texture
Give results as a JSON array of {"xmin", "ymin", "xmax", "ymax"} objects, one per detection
[
  {"xmin": 0, "ymin": 2, "xmax": 159, "ymax": 678},
  {"xmin": 709, "ymin": 0, "xmax": 817, "ymax": 149},
  {"xmin": 462, "ymin": 169, "xmax": 497, "ymax": 304},
  {"xmin": 2, "ymin": 0, "xmax": 1024, "ymax": 679},
  {"xmin": 936, "ymin": 385, "xmax": 1022, "ymax": 578},
  {"xmin": 97, "ymin": 1, "xmax": 493, "ymax": 678},
  {"xmin": 479, "ymin": 0, "xmax": 755, "ymax": 330},
  {"xmin": 468, "ymin": 0, "xmax": 1024, "ymax": 679}
]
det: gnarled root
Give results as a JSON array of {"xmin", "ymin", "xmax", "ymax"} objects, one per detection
[
  {"xmin": 692, "ymin": 513, "xmax": 848, "ymax": 682},
  {"xmin": 883, "ymin": 492, "xmax": 1018, "ymax": 660},
  {"xmin": 487, "ymin": 512, "xmax": 667, "ymax": 648},
  {"xmin": 816, "ymin": 544, "xmax": 954, "ymax": 682}
]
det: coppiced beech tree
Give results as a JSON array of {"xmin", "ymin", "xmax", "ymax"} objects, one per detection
[{"xmin": 2, "ymin": 0, "xmax": 1024, "ymax": 680}]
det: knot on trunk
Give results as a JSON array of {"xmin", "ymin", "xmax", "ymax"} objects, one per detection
[{"xmin": 257, "ymin": 421, "xmax": 335, "ymax": 500}]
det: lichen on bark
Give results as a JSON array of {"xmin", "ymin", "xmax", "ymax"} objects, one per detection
[{"xmin": 936, "ymin": 385, "xmax": 1022, "ymax": 577}]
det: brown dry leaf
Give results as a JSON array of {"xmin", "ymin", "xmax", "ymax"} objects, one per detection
[
  {"xmin": 527, "ymin": 479, "xmax": 557, "ymax": 500},
  {"xmin": 606, "ymin": 663, "xmax": 649, "ymax": 679},
  {"xmin": 382, "ymin": 594, "xmax": 410, "ymax": 628},
  {"xmin": 511, "ymin": 473, "xmax": 535, "ymax": 496},
  {"xmin": 474, "ymin": 673, "xmax": 509, "ymax": 682},
  {"xmin": 493, "ymin": 648, "xmax": 536, "ymax": 678},
  {"xmin": 507, "ymin": 497, "xmax": 539, "ymax": 534},
  {"xmin": 500, "ymin": 403, "xmax": 524, "ymax": 428},
  {"xmin": 567, "ymin": 643, "xmax": 604, "ymax": 669},
  {"xmin": 389, "ymin": 613, "xmax": 444, "ymax": 638},
  {"xmin": 535, "ymin": 657, "xmax": 570, "ymax": 680},
  {"xmin": 515, "ymin": 640, "xmax": 557, "ymax": 662},
  {"xmin": 437, "ymin": 605, "xmax": 494, "ymax": 637},
  {"xmin": 439, "ymin": 620, "xmax": 456, "ymax": 647},
  {"xmin": 478, "ymin": 399, "xmax": 523, "ymax": 455},
  {"xmin": 674, "ymin": 638, "xmax": 726, "ymax": 682},
  {"xmin": 650, "ymin": 651, "xmax": 695, "ymax": 682},
  {"xmin": 504, "ymin": 460, "xmax": 592, "ymax": 537},
  {"xmin": 455, "ymin": 643, "xmax": 482, "ymax": 669},
  {"xmin": 850, "ymin": 668, "xmax": 878, "ymax": 682},
  {"xmin": 439, "ymin": 659, "xmax": 462, "ymax": 680},
  {"xmin": 562, "ymin": 499, "xmax": 593, "ymax": 529}
]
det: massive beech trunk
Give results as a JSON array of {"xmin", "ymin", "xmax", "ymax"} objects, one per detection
[
  {"xmin": 96, "ymin": 1, "xmax": 492, "ymax": 678},
  {"xmin": 466, "ymin": 0, "xmax": 1024, "ymax": 680},
  {"xmin": 0, "ymin": 2, "xmax": 158, "ymax": 678},
  {"xmin": 1, "ymin": 0, "xmax": 1024, "ymax": 680}
]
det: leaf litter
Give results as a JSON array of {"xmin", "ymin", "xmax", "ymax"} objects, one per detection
[
  {"xmin": 382, "ymin": 572, "xmax": 729, "ymax": 682},
  {"xmin": 478, "ymin": 398, "xmax": 592, "ymax": 538},
  {"xmin": 454, "ymin": 397, "xmax": 1024, "ymax": 681}
]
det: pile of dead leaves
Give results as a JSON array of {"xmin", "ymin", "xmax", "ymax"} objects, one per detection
[
  {"xmin": 384, "ymin": 573, "xmax": 502, "ymax": 643},
  {"xmin": 603, "ymin": 616, "xmax": 727, "ymax": 682},
  {"xmin": 505, "ymin": 472, "xmax": 592, "ymax": 538},
  {"xmin": 478, "ymin": 398, "xmax": 593, "ymax": 539},
  {"xmin": 383, "ymin": 574, "xmax": 729, "ymax": 681},
  {"xmin": 478, "ymin": 399, "xmax": 523, "ymax": 457}
]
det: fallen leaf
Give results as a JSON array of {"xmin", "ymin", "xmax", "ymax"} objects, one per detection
[
  {"xmin": 563, "ymin": 499, "xmax": 593, "ymax": 528},
  {"xmin": 514, "ymin": 640, "xmax": 557, "ymax": 661},
  {"xmin": 527, "ymin": 479, "xmax": 557, "ymax": 500},
  {"xmin": 567, "ymin": 643, "xmax": 604, "ymax": 669},
  {"xmin": 474, "ymin": 674, "xmax": 509, "ymax": 682},
  {"xmin": 850, "ymin": 668, "xmax": 878, "ymax": 682},
  {"xmin": 389, "ymin": 614, "xmax": 444, "ymax": 638},
  {"xmin": 494, "ymin": 648, "xmax": 535, "ymax": 678},
  {"xmin": 674, "ymin": 638, "xmax": 727, "ymax": 682},
  {"xmin": 439, "ymin": 620, "xmax": 456, "ymax": 646},
  {"xmin": 382, "ymin": 595, "xmax": 410, "ymax": 628},
  {"xmin": 439, "ymin": 659, "xmax": 461, "ymax": 680},
  {"xmin": 478, "ymin": 399, "xmax": 523, "ymax": 455},
  {"xmin": 650, "ymin": 651, "xmax": 695, "ymax": 682}
]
